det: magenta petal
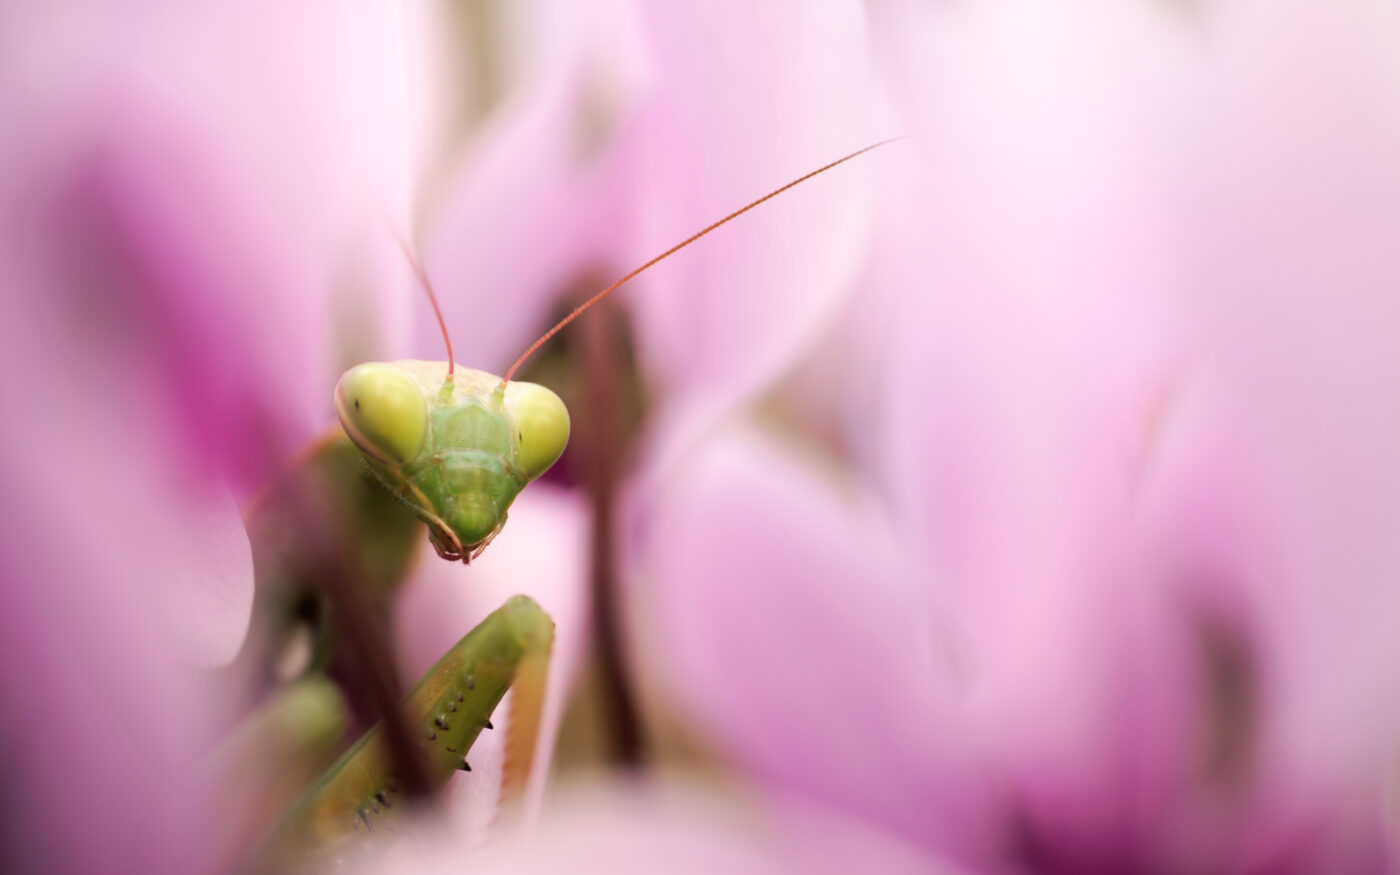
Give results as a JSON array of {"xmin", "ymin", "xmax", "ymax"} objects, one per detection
[
  {"xmin": 425, "ymin": 1, "xmax": 882, "ymax": 410},
  {"xmin": 421, "ymin": 93, "xmax": 618, "ymax": 375},
  {"xmin": 372, "ymin": 779, "xmax": 961, "ymax": 875},
  {"xmin": 623, "ymin": 0, "xmax": 887, "ymax": 407},
  {"xmin": 856, "ymin": 5, "xmax": 1248, "ymax": 864},
  {"xmin": 1152, "ymin": 3, "xmax": 1400, "ymax": 864},
  {"xmin": 628, "ymin": 419, "xmax": 989, "ymax": 859},
  {"xmin": 0, "ymin": 275, "xmax": 233, "ymax": 872},
  {"xmin": 421, "ymin": 1, "xmax": 644, "ymax": 375},
  {"xmin": 0, "ymin": 5, "xmax": 438, "ymax": 868},
  {"xmin": 862, "ymin": 1, "xmax": 1400, "ymax": 867},
  {"xmin": 154, "ymin": 485, "xmax": 255, "ymax": 668},
  {"xmin": 5, "ymin": 1, "xmax": 437, "ymax": 486}
]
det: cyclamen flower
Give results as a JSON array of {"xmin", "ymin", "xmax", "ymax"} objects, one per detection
[
  {"xmin": 0, "ymin": 1, "xmax": 442, "ymax": 870},
  {"xmin": 622, "ymin": 1, "xmax": 1400, "ymax": 873},
  {"xmin": 13, "ymin": 1, "xmax": 1397, "ymax": 873}
]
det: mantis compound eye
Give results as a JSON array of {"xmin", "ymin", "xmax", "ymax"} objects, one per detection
[
  {"xmin": 335, "ymin": 363, "xmax": 428, "ymax": 465},
  {"xmin": 504, "ymin": 381, "xmax": 570, "ymax": 480}
]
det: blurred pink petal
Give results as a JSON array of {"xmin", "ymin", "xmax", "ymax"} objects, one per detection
[
  {"xmin": 622, "ymin": 0, "xmax": 889, "ymax": 408},
  {"xmin": 155, "ymin": 485, "xmax": 255, "ymax": 667},
  {"xmin": 628, "ymin": 419, "xmax": 991, "ymax": 860},
  {"xmin": 422, "ymin": 0, "xmax": 647, "ymax": 375},
  {"xmin": 426, "ymin": 0, "xmax": 887, "ymax": 415},
  {"xmin": 1145, "ymin": 0, "xmax": 1400, "ymax": 866},
  {"xmin": 624, "ymin": 1, "xmax": 1400, "ymax": 871},
  {"xmin": 1189, "ymin": 0, "xmax": 1400, "ymax": 776},
  {"xmin": 3, "ymin": 0, "xmax": 437, "ymax": 486},
  {"xmin": 0, "ymin": 2, "xmax": 440, "ymax": 870},
  {"xmin": 855, "ymin": 0, "xmax": 1399, "ymax": 868},
  {"xmin": 0, "ymin": 258, "xmax": 231, "ymax": 872},
  {"xmin": 864, "ymin": 0, "xmax": 1194, "ymax": 858},
  {"xmin": 372, "ymin": 778, "xmax": 961, "ymax": 875}
]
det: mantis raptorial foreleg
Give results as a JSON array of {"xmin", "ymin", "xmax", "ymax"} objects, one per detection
[{"xmin": 254, "ymin": 595, "xmax": 554, "ymax": 868}]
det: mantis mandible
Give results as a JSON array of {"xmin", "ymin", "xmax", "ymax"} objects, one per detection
[{"xmin": 256, "ymin": 137, "xmax": 900, "ymax": 866}]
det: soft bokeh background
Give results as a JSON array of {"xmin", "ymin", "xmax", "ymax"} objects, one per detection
[{"xmin": 5, "ymin": 1, "xmax": 1400, "ymax": 873}]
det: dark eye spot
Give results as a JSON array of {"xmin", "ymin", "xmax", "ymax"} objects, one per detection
[{"xmin": 354, "ymin": 398, "xmax": 361, "ymax": 410}]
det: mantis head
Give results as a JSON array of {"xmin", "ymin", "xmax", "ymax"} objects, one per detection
[{"xmin": 335, "ymin": 361, "xmax": 569, "ymax": 561}]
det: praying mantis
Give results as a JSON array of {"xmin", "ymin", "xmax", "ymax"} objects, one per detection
[{"xmin": 250, "ymin": 138, "xmax": 900, "ymax": 868}]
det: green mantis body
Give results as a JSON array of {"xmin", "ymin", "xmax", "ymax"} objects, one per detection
[{"xmin": 244, "ymin": 140, "xmax": 897, "ymax": 867}]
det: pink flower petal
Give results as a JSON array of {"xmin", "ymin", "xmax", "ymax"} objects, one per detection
[
  {"xmin": 624, "ymin": 0, "xmax": 888, "ymax": 407},
  {"xmin": 3, "ymin": 1, "xmax": 438, "ymax": 486},
  {"xmin": 422, "ymin": 0, "xmax": 647, "ymax": 375},
  {"xmin": 155, "ymin": 485, "xmax": 255, "ymax": 668},
  {"xmin": 627, "ymin": 418, "xmax": 990, "ymax": 860},
  {"xmin": 372, "ymin": 778, "xmax": 961, "ymax": 875},
  {"xmin": 426, "ymin": 0, "xmax": 888, "ymax": 415}
]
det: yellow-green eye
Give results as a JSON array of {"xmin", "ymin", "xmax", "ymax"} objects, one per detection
[
  {"xmin": 335, "ymin": 363, "xmax": 428, "ymax": 465},
  {"xmin": 504, "ymin": 381, "xmax": 570, "ymax": 480}
]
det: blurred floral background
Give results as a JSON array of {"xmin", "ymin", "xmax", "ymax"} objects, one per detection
[{"xmin": 5, "ymin": 1, "xmax": 1400, "ymax": 873}]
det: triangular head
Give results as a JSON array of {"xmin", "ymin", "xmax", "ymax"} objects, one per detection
[{"xmin": 335, "ymin": 361, "xmax": 568, "ymax": 562}]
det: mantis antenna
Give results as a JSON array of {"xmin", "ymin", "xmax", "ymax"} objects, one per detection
[
  {"xmin": 500, "ymin": 135, "xmax": 906, "ymax": 383},
  {"xmin": 394, "ymin": 230, "xmax": 457, "ymax": 381}
]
